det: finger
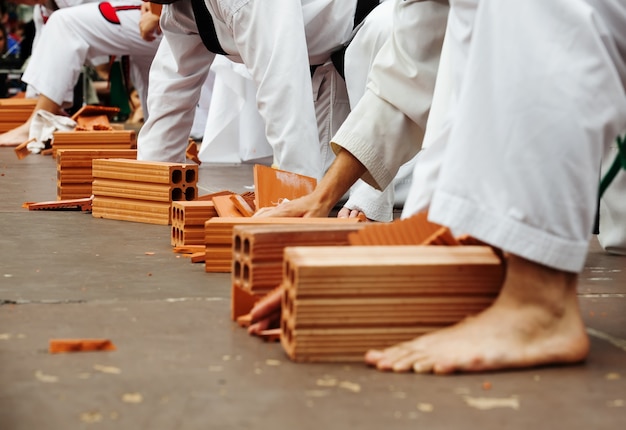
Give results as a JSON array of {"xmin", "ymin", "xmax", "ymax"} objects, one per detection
[
  {"xmin": 249, "ymin": 288, "xmax": 283, "ymax": 322},
  {"xmin": 247, "ymin": 309, "xmax": 281, "ymax": 335},
  {"xmin": 252, "ymin": 207, "xmax": 273, "ymax": 218},
  {"xmin": 337, "ymin": 207, "xmax": 351, "ymax": 218}
]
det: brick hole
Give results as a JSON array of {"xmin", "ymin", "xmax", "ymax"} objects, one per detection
[
  {"xmin": 289, "ymin": 266, "xmax": 295, "ymax": 286},
  {"xmin": 171, "ymin": 188, "xmax": 183, "ymax": 201},
  {"xmin": 284, "ymin": 261, "xmax": 291, "ymax": 280},
  {"xmin": 233, "ymin": 260, "xmax": 242, "ymax": 279},
  {"xmin": 243, "ymin": 262, "xmax": 250, "ymax": 284},
  {"xmin": 185, "ymin": 169, "xmax": 196, "ymax": 183},
  {"xmin": 243, "ymin": 238, "xmax": 250, "ymax": 256},
  {"xmin": 283, "ymin": 320, "xmax": 292, "ymax": 344},
  {"xmin": 172, "ymin": 170, "xmax": 182, "ymax": 184},
  {"xmin": 185, "ymin": 188, "xmax": 196, "ymax": 201},
  {"xmin": 234, "ymin": 235, "xmax": 242, "ymax": 253},
  {"xmin": 284, "ymin": 289, "xmax": 293, "ymax": 316}
]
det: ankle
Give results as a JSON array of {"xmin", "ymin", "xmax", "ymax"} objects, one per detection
[{"xmin": 502, "ymin": 254, "xmax": 578, "ymax": 310}]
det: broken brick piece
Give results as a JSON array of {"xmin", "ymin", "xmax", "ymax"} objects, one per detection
[
  {"xmin": 24, "ymin": 196, "xmax": 94, "ymax": 211},
  {"xmin": 14, "ymin": 138, "xmax": 35, "ymax": 160},
  {"xmin": 253, "ymin": 164, "xmax": 316, "ymax": 209},
  {"xmin": 49, "ymin": 338, "xmax": 116, "ymax": 354},
  {"xmin": 190, "ymin": 251, "xmax": 206, "ymax": 263},
  {"xmin": 230, "ymin": 194, "xmax": 255, "ymax": 217},
  {"xmin": 212, "ymin": 194, "xmax": 244, "ymax": 218},
  {"xmin": 348, "ymin": 211, "xmax": 457, "ymax": 246},
  {"xmin": 196, "ymin": 190, "xmax": 235, "ymax": 201},
  {"xmin": 186, "ymin": 139, "xmax": 201, "ymax": 165},
  {"xmin": 70, "ymin": 105, "xmax": 120, "ymax": 121},
  {"xmin": 172, "ymin": 245, "xmax": 205, "ymax": 254}
]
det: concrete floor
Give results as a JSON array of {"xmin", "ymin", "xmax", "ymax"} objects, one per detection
[{"xmin": 1, "ymin": 147, "xmax": 625, "ymax": 430}]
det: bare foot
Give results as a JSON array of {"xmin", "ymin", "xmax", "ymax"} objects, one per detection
[
  {"xmin": 364, "ymin": 254, "xmax": 590, "ymax": 374},
  {"xmin": 0, "ymin": 123, "xmax": 30, "ymax": 147}
]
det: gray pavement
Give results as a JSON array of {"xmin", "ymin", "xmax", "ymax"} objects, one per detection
[{"xmin": 1, "ymin": 147, "xmax": 625, "ymax": 430}]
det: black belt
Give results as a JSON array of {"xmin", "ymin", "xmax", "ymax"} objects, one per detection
[
  {"xmin": 190, "ymin": 0, "xmax": 227, "ymax": 55},
  {"xmin": 354, "ymin": 0, "xmax": 380, "ymax": 29},
  {"xmin": 331, "ymin": 0, "xmax": 380, "ymax": 79},
  {"xmin": 187, "ymin": 0, "xmax": 380, "ymax": 75},
  {"xmin": 147, "ymin": 0, "xmax": 226, "ymax": 54}
]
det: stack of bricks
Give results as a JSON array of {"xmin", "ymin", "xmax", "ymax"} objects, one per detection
[
  {"xmin": 171, "ymin": 200, "xmax": 218, "ymax": 246},
  {"xmin": 279, "ymin": 245, "xmax": 504, "ymax": 362},
  {"xmin": 91, "ymin": 159, "xmax": 198, "ymax": 225},
  {"xmin": 56, "ymin": 149, "xmax": 137, "ymax": 200},
  {"xmin": 52, "ymin": 130, "xmax": 137, "ymax": 157},
  {"xmin": 204, "ymin": 217, "xmax": 362, "ymax": 273},
  {"xmin": 0, "ymin": 98, "xmax": 36, "ymax": 133},
  {"xmin": 230, "ymin": 223, "xmax": 366, "ymax": 320},
  {"xmin": 170, "ymin": 191, "xmax": 254, "ymax": 261}
]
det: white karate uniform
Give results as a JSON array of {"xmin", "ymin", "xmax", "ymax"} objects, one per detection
[
  {"xmin": 137, "ymin": 0, "xmax": 363, "ymax": 180},
  {"xmin": 408, "ymin": 0, "xmax": 626, "ymax": 272},
  {"xmin": 21, "ymin": 1, "xmax": 162, "ymax": 115},
  {"xmin": 331, "ymin": 0, "xmax": 449, "ymax": 190},
  {"xmin": 189, "ymin": 69, "xmax": 216, "ymax": 141},
  {"xmin": 197, "ymin": 56, "xmax": 274, "ymax": 164},
  {"xmin": 25, "ymin": 1, "xmax": 104, "ymax": 101},
  {"xmin": 598, "ymin": 139, "xmax": 626, "ymax": 255},
  {"xmin": 196, "ymin": 0, "xmax": 397, "ymax": 209},
  {"xmin": 341, "ymin": 0, "xmax": 407, "ymax": 222}
]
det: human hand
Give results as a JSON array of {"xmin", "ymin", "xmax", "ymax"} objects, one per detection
[
  {"xmin": 253, "ymin": 194, "xmax": 332, "ymax": 218},
  {"xmin": 139, "ymin": 4, "xmax": 161, "ymax": 41},
  {"xmin": 248, "ymin": 287, "xmax": 283, "ymax": 335},
  {"xmin": 337, "ymin": 207, "xmax": 368, "ymax": 221}
]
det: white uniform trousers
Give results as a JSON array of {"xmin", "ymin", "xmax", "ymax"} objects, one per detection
[
  {"xmin": 198, "ymin": 1, "xmax": 393, "ymax": 200},
  {"xmin": 21, "ymin": 1, "xmax": 161, "ymax": 115},
  {"xmin": 410, "ymin": 0, "xmax": 626, "ymax": 272},
  {"xmin": 24, "ymin": 1, "xmax": 106, "ymax": 101},
  {"xmin": 138, "ymin": 0, "xmax": 357, "ymax": 180}
]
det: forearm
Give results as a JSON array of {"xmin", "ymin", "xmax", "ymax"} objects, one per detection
[
  {"xmin": 253, "ymin": 147, "xmax": 367, "ymax": 219},
  {"xmin": 331, "ymin": 89, "xmax": 424, "ymax": 191},
  {"xmin": 139, "ymin": 2, "xmax": 162, "ymax": 41},
  {"xmin": 312, "ymin": 148, "xmax": 367, "ymax": 215}
]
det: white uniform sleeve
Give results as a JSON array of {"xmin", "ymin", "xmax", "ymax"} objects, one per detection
[{"xmin": 331, "ymin": 0, "xmax": 449, "ymax": 190}]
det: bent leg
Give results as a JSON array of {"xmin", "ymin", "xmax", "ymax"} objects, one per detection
[
  {"xmin": 1, "ymin": 1, "xmax": 159, "ymax": 146},
  {"xmin": 430, "ymin": 0, "xmax": 626, "ymax": 271},
  {"xmin": 137, "ymin": 1, "xmax": 215, "ymax": 163},
  {"xmin": 367, "ymin": 0, "xmax": 626, "ymax": 374}
]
